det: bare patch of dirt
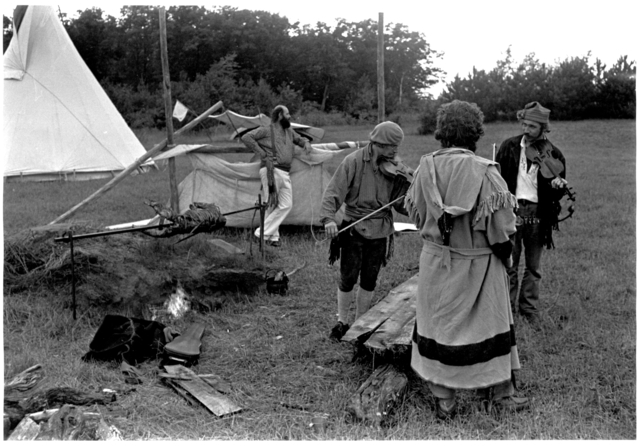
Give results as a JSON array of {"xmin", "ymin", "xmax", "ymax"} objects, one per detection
[{"xmin": 4, "ymin": 223, "xmax": 272, "ymax": 316}]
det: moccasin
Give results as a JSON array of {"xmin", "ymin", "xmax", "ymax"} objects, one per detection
[
  {"xmin": 492, "ymin": 395, "xmax": 530, "ymax": 413},
  {"xmin": 436, "ymin": 397, "xmax": 457, "ymax": 421}
]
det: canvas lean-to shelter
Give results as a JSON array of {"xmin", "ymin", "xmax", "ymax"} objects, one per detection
[
  {"xmin": 3, "ymin": 5, "xmax": 153, "ymax": 182},
  {"xmin": 147, "ymin": 110, "xmax": 361, "ymax": 228}
]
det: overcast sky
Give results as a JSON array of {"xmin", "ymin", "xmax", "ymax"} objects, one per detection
[{"xmin": 5, "ymin": 1, "xmax": 638, "ymax": 96}]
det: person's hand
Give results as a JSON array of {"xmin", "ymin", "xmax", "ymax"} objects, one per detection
[
  {"xmin": 304, "ymin": 141, "xmax": 312, "ymax": 154},
  {"xmin": 503, "ymin": 255, "xmax": 513, "ymax": 269},
  {"xmin": 551, "ymin": 177, "xmax": 567, "ymax": 189},
  {"xmin": 325, "ymin": 221, "xmax": 338, "ymax": 238}
]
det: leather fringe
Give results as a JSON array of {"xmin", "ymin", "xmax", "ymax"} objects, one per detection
[{"xmin": 473, "ymin": 191, "xmax": 518, "ymax": 223}]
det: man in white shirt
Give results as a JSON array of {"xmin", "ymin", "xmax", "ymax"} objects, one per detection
[{"xmin": 495, "ymin": 102, "xmax": 567, "ymax": 329}]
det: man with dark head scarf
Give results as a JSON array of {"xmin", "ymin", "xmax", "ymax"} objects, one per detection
[
  {"xmin": 241, "ymin": 105, "xmax": 312, "ymax": 247},
  {"xmin": 406, "ymin": 100, "xmax": 528, "ymax": 420},
  {"xmin": 496, "ymin": 102, "xmax": 567, "ymax": 328},
  {"xmin": 321, "ymin": 121, "xmax": 411, "ymax": 341}
]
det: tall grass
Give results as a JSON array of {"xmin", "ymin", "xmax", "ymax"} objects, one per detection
[{"xmin": 2, "ymin": 118, "xmax": 635, "ymax": 439}]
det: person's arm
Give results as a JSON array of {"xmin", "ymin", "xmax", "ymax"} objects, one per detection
[
  {"xmin": 476, "ymin": 165, "xmax": 517, "ymax": 267},
  {"xmin": 292, "ymin": 131, "xmax": 312, "ymax": 154},
  {"xmin": 495, "ymin": 139, "xmax": 510, "ymax": 176},
  {"xmin": 320, "ymin": 157, "xmax": 355, "ymax": 236},
  {"xmin": 240, "ymin": 126, "xmax": 271, "ymax": 159}
]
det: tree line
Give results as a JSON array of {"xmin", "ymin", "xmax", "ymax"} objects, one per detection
[
  {"xmin": 3, "ymin": 5, "xmax": 442, "ymax": 128},
  {"xmin": 418, "ymin": 47, "xmax": 635, "ymax": 134},
  {"xmin": 3, "ymin": 6, "xmax": 635, "ymax": 130}
]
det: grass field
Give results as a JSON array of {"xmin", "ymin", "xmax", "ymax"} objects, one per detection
[{"xmin": 2, "ymin": 118, "xmax": 636, "ymax": 439}]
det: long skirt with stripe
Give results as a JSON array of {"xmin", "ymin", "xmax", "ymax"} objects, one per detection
[{"xmin": 411, "ymin": 241, "xmax": 520, "ymax": 391}]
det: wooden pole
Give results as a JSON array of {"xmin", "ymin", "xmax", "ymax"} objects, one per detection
[
  {"xmin": 377, "ymin": 12, "xmax": 385, "ymax": 122},
  {"xmin": 159, "ymin": 7, "xmax": 179, "ymax": 212},
  {"xmin": 48, "ymin": 101, "xmax": 224, "ymax": 225}
]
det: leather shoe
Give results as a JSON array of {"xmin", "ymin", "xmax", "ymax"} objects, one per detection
[
  {"xmin": 436, "ymin": 397, "xmax": 457, "ymax": 421},
  {"xmin": 523, "ymin": 313, "xmax": 542, "ymax": 331},
  {"xmin": 492, "ymin": 395, "xmax": 530, "ymax": 413},
  {"xmin": 329, "ymin": 322, "xmax": 350, "ymax": 342},
  {"xmin": 254, "ymin": 236, "xmax": 281, "ymax": 248}
]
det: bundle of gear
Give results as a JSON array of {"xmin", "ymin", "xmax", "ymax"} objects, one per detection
[{"xmin": 144, "ymin": 200, "xmax": 226, "ymax": 238}]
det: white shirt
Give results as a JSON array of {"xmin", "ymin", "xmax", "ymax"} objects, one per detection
[{"xmin": 515, "ymin": 136, "xmax": 538, "ymax": 202}]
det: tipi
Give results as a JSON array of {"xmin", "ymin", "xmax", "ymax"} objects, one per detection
[{"xmin": 3, "ymin": 5, "xmax": 152, "ymax": 182}]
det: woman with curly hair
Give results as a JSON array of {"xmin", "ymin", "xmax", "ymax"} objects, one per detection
[{"xmin": 405, "ymin": 100, "xmax": 529, "ymax": 420}]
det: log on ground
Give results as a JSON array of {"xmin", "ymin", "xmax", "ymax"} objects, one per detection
[{"xmin": 347, "ymin": 364, "xmax": 408, "ymax": 426}]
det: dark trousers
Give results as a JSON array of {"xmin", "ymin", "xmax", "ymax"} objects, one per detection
[
  {"xmin": 338, "ymin": 227, "xmax": 387, "ymax": 293},
  {"xmin": 508, "ymin": 201, "xmax": 543, "ymax": 316}
]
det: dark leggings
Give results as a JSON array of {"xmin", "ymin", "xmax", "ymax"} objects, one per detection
[{"xmin": 339, "ymin": 226, "xmax": 387, "ymax": 293}]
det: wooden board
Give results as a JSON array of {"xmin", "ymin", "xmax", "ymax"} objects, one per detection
[
  {"xmin": 392, "ymin": 312, "xmax": 416, "ymax": 347},
  {"xmin": 364, "ymin": 290, "xmax": 416, "ymax": 352},
  {"xmin": 341, "ymin": 274, "xmax": 418, "ymax": 344},
  {"xmin": 164, "ymin": 365, "xmax": 242, "ymax": 417},
  {"xmin": 7, "ymin": 416, "xmax": 40, "ymax": 441}
]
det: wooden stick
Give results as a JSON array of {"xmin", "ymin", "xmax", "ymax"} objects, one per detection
[
  {"xmin": 48, "ymin": 101, "xmax": 223, "ymax": 225},
  {"xmin": 337, "ymin": 195, "xmax": 405, "ymax": 236},
  {"xmin": 158, "ymin": 7, "xmax": 180, "ymax": 212},
  {"xmin": 377, "ymin": 12, "xmax": 385, "ymax": 122}
]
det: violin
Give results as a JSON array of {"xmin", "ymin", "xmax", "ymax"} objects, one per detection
[
  {"xmin": 379, "ymin": 156, "xmax": 415, "ymax": 182},
  {"xmin": 526, "ymin": 139, "xmax": 576, "ymax": 221},
  {"xmin": 525, "ymin": 139, "xmax": 565, "ymax": 180},
  {"xmin": 379, "ymin": 156, "xmax": 416, "ymax": 202}
]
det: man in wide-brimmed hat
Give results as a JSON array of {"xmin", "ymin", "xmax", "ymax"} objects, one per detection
[
  {"xmin": 320, "ymin": 121, "xmax": 410, "ymax": 341},
  {"xmin": 496, "ymin": 101, "xmax": 567, "ymax": 329}
]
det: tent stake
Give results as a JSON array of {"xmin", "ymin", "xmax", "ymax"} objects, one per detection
[
  {"xmin": 68, "ymin": 231, "xmax": 76, "ymax": 320},
  {"xmin": 259, "ymin": 194, "xmax": 266, "ymax": 262}
]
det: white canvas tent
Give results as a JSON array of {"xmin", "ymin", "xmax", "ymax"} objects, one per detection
[{"xmin": 3, "ymin": 5, "xmax": 153, "ymax": 182}]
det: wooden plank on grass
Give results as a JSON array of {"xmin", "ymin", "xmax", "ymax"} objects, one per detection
[
  {"xmin": 364, "ymin": 289, "xmax": 416, "ymax": 352},
  {"xmin": 7, "ymin": 416, "xmax": 41, "ymax": 441},
  {"xmin": 341, "ymin": 274, "xmax": 419, "ymax": 344},
  {"xmin": 391, "ymin": 312, "xmax": 416, "ymax": 347},
  {"xmin": 164, "ymin": 365, "xmax": 242, "ymax": 417}
]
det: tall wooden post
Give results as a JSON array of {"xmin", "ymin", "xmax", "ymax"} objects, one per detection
[
  {"xmin": 159, "ymin": 6, "xmax": 179, "ymax": 212},
  {"xmin": 377, "ymin": 12, "xmax": 385, "ymax": 122}
]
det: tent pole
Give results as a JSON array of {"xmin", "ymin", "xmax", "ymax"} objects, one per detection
[
  {"xmin": 48, "ymin": 101, "xmax": 224, "ymax": 225},
  {"xmin": 377, "ymin": 12, "xmax": 385, "ymax": 122},
  {"xmin": 159, "ymin": 6, "xmax": 180, "ymax": 213}
]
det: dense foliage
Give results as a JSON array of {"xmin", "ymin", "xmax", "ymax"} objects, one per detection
[
  {"xmin": 3, "ymin": 7, "xmax": 635, "ymax": 131},
  {"xmin": 419, "ymin": 48, "xmax": 636, "ymax": 134},
  {"xmin": 3, "ymin": 6, "xmax": 443, "ymax": 128}
]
